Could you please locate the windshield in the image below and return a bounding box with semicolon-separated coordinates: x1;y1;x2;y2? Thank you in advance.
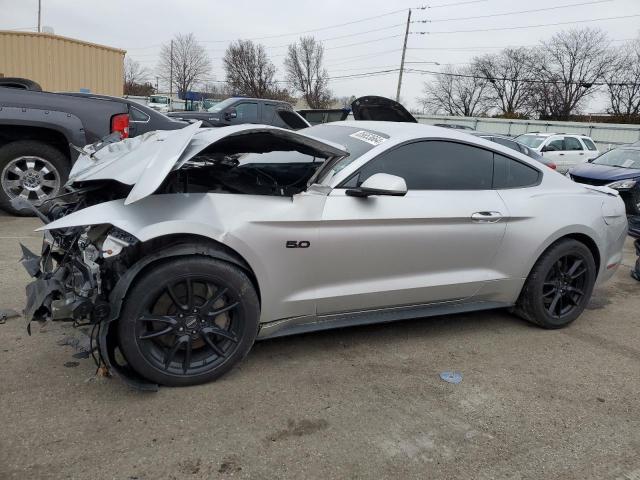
207;98;237;113
149;96;169;104
592;148;640;169
307;124;388;184
516;135;546;149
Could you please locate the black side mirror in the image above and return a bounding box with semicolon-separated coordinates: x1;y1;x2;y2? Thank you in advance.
345;173;407;197
224;109;238;121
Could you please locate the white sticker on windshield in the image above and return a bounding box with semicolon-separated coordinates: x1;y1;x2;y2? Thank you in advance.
349;130;387;146
623;159;635;168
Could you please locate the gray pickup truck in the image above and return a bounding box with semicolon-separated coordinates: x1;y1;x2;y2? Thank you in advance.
0;81;186;215
168;97;310;130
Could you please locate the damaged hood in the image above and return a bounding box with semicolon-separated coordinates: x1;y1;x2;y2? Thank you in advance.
351;96;418;123
67;122;348;205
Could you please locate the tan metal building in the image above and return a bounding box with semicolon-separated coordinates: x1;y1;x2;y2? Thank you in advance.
0;31;125;96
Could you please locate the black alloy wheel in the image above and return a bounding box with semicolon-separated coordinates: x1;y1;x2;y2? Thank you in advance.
118;257;259;386
542;255;588;319
515;239;596;329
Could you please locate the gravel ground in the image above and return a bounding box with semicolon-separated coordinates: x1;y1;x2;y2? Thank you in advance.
1;212;639;480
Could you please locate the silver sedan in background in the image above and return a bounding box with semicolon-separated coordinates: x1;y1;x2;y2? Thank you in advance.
22;121;627;388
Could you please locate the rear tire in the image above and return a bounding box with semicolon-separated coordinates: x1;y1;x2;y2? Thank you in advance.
0;140;69;216
514;239;596;329
117;256;260;387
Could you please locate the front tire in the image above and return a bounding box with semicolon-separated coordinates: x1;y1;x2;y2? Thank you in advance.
515;239;596;329
117;257;260;387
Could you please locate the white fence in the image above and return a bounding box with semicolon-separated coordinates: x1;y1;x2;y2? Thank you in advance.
414;115;640;151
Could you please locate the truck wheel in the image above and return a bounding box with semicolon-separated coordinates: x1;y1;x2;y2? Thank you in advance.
514;239;596;329
117;256;260;387
0;140;69;216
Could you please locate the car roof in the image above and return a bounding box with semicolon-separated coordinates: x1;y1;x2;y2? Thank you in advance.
520;132;592;138
229;96;292;105
327;121;538;159
331;120;474;138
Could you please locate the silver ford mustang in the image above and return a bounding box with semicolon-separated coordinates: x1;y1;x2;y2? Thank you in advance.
21;120;627;389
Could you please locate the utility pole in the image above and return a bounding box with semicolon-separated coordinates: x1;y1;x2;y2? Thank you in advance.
155;76;159;93
37;0;42;33
396;9;411;102
169;39;174;97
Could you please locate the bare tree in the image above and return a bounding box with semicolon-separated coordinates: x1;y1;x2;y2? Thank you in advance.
337;95;357;108
200;81;232;100
158;33;211;98
284;36;332;108
533;28;614;120
123;57;150;95
223;40;279;98
419;65;490;116
605;38;640;118
473;48;536;117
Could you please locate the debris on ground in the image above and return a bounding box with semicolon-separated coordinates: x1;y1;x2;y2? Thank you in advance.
440;371;463;384
0;308;20;324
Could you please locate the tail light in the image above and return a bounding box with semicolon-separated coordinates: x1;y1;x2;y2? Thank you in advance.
547;162;557;170
111;113;130;139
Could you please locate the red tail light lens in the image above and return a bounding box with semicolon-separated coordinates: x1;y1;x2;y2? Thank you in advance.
111;113;130;139
547;162;557;170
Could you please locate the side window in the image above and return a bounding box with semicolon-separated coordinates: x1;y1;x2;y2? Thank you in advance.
278;110;308;130
564;137;583;150
493;153;540;189
234;102;258;122
582;138;598;151
130;107;150;122
262;104;277;124
347;141;493;190
545;138;565;151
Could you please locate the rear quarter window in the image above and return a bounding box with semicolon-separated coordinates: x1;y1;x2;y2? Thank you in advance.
582;138;598;151
130;107;150;122
493;153;540;189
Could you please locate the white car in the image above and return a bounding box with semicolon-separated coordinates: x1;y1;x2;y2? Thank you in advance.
20;121;627;388
515;133;599;173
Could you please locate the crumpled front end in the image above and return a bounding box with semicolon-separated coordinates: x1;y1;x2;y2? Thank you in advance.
21;224;127;326
19;199;158;389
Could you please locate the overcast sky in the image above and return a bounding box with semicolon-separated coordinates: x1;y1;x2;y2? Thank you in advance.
2;0;639;111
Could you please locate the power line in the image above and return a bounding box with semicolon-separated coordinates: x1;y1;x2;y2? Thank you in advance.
324;49;403;66
412;13;640;35
416;0;612;23
425;0;488;8
405;68;639;86
127;7;411;50
323;34;403;50
264;23;404;48
406;38;635;51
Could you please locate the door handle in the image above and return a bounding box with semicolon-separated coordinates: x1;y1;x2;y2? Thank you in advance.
579;152;584;155
471;211;503;223
559;153;565;156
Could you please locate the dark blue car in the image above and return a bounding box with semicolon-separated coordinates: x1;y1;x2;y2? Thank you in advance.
568;143;640;214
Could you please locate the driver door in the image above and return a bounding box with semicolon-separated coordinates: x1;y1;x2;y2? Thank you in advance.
315;140;508;315
227;101;259;125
